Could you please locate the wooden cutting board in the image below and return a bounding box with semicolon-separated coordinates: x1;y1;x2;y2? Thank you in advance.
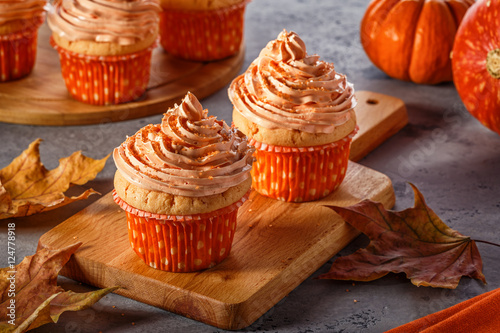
0;23;245;126
38;94;407;330
39;163;394;330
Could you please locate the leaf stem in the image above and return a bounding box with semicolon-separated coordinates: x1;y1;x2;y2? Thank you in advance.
474;239;500;248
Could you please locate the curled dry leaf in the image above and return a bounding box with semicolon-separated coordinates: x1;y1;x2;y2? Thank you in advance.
0;243;118;332
0;139;109;219
319;183;486;289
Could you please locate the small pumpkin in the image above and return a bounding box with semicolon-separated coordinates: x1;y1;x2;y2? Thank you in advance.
360;0;475;84
452;0;500;135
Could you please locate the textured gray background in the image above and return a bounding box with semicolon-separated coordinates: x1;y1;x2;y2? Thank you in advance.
1;0;500;332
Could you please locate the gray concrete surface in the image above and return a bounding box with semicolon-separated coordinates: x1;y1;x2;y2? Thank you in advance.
1;0;499;332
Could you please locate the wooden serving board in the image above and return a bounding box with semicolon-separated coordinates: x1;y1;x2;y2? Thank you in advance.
39;163;394;330
349;90;407;162
0;23;245;126
0;23;408;129
38;94;407;330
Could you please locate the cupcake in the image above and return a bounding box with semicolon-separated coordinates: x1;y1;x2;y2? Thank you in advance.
159;0;249;61
47;0;161;105
113;92;254;272
228;30;357;202
0;0;46;82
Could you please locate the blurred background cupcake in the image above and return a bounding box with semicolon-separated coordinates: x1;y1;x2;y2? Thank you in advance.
159;0;250;61
228;30;357;202
113;92;254;272
47;0;160;105
0;0;46;82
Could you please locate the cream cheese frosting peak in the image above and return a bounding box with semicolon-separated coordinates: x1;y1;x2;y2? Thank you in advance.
259;30;307;62
170;91;205;122
47;0;161;45
229;29;357;134
113;93;254;197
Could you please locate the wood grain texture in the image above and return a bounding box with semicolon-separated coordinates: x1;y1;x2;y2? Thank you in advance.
38;162;394;330
350;91;408;162
37;98;407;329
0;23;245;126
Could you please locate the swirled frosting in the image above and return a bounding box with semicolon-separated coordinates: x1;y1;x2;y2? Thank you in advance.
0;0;46;25
229;30;357;134
47;0;161;45
113;92;255;197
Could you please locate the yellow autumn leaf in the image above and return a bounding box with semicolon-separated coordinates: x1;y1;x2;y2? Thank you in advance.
0;139;109;219
0;243;118;332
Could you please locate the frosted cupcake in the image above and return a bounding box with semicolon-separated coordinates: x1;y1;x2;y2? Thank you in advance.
113;92;254;272
159;0;249;61
47;0;160;105
228;30;357;202
0;0;46;82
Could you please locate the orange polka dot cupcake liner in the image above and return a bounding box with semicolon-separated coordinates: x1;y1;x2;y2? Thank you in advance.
113;190;249;273
50;38;155;105
159;1;249;61
0;17;44;82
249;129;357;202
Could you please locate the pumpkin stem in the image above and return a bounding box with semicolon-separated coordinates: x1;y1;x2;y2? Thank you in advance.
486;49;500;79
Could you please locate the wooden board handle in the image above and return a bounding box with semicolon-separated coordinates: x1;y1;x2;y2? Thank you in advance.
350;90;408;162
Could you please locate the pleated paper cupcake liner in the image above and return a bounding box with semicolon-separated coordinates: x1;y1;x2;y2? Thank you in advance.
0;17;44;82
249;129;357;202
113;190;249;272
159;1;249;61
51;38;155;105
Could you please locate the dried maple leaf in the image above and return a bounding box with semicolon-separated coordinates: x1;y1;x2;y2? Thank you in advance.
319;183;486;289
0;243;118;332
0;139;109;219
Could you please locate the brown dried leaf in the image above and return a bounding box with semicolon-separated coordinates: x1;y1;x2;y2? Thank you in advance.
0;139;109;219
319;184;486;289
0;243;118;332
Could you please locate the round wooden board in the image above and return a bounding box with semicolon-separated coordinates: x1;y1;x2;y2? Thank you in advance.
0;23;245;126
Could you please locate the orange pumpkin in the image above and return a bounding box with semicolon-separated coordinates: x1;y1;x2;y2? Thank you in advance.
360;0;475;84
452;0;500;135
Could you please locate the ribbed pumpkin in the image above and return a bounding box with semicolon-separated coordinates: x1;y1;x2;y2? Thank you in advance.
452;0;500;135
360;0;475;84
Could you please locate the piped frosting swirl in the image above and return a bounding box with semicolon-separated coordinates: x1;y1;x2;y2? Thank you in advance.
0;0;46;25
47;0;161;45
229;30;357;134
113;92;255;197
